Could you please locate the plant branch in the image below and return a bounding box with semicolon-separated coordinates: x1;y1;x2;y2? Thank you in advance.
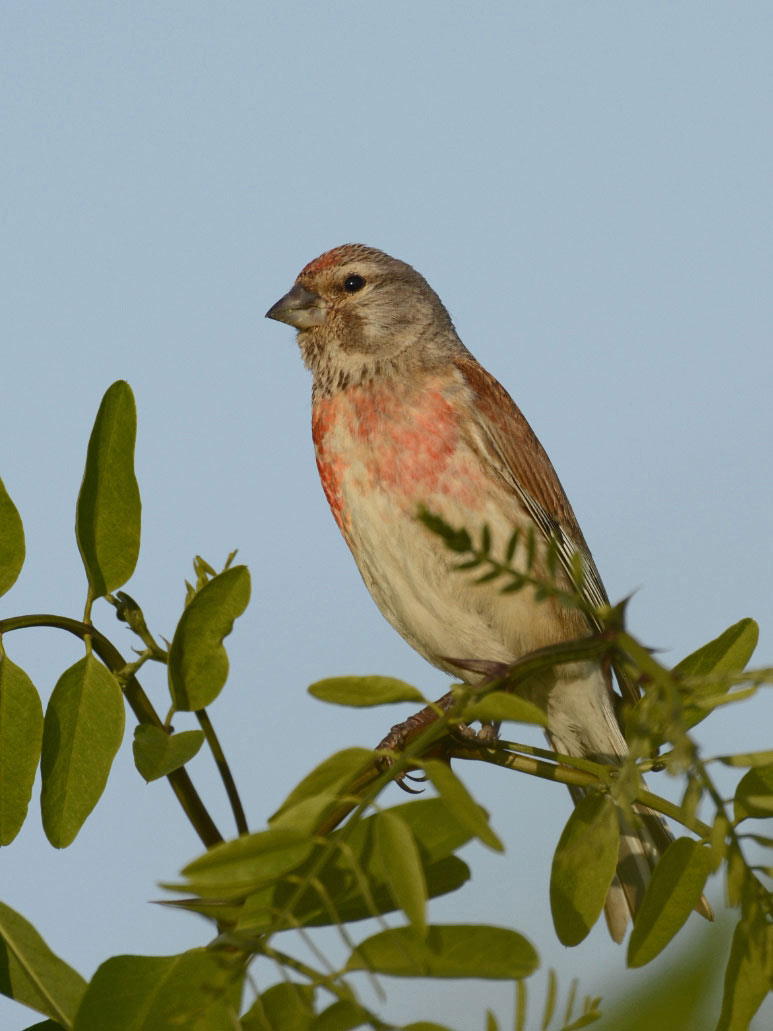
196;707;249;836
0;613;223;849
258;945;392;1031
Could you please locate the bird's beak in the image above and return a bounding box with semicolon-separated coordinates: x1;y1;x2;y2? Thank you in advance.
265;283;328;330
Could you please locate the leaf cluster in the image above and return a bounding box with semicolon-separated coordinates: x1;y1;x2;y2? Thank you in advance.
0;384;770;1029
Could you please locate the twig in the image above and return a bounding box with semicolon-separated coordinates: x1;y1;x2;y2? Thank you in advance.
197;708;249;836
0;614;223;849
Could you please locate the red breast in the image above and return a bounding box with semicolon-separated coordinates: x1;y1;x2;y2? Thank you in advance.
312;374;486;537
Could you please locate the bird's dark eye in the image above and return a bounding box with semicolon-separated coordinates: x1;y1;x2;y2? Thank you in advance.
343;274;366;293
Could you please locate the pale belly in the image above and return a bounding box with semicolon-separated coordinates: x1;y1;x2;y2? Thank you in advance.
342;471;627;762
341;457;570;678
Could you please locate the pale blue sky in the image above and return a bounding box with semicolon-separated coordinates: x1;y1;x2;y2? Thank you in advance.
1;3;772;1028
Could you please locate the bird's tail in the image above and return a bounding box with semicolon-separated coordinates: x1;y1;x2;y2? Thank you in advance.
564;783;713;942
547;665;713;942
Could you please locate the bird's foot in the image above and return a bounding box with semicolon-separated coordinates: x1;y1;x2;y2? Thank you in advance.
376;691;458;793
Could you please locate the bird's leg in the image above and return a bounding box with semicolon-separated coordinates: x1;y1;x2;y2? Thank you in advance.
452;719;501;744
376;663;507;792
375;690;458;792
376;689;456;754
440;656;510;745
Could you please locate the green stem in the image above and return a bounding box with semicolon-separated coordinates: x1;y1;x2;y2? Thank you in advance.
453;743;713;837
695;758;773;917
453;744;609;790
259;945;391;1031
196;708;249;836
0;614;223;849
636;787;711;838
82;584;94;627
494;737;616;778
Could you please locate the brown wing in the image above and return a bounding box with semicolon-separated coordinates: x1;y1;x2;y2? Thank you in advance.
452;352;640;707
452;354;591;548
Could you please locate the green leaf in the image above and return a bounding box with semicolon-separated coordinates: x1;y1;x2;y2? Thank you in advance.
270;748;374;828
40;654;125;847
672;618;759;678
157;896;246;928
516;979;526;1031
374;810;427;936
0;656;44;844
310;1000;372;1031
463;690;548;727
417;509;472;554
716;912;773;1031
541;968;557;1030
401;1024;455;1031
168;565;250;710
709;812;729;872
132;725;204;782
236;799;472;935
627;838;712;967
454;557;482;571
308;675;425;706
254;856;470;935
346;924;537;979
733;764;773;822
716;749;773;767
21;1022;65;1030
684;686;757;719
740;833;773;848
401;1024;454;1031
73;950;242;1031
474;568;503;585
242;982;315;1031
562;1016;602;1031
0;476;25;598
725;845;746;908
550;793;619;947
673;618;758;730
390;797;475;863
75;380;141;598
323;799;472;923
0;900;87;1025
267;790;344;838
423;760;503;851
505;529;520;563
178;827;313;900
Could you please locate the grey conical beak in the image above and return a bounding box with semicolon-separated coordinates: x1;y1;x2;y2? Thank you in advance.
265;282;328;330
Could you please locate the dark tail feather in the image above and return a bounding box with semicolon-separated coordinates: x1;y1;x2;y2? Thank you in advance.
567;785;713;943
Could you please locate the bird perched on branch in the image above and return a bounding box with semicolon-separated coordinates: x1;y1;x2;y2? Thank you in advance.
266;243;711;942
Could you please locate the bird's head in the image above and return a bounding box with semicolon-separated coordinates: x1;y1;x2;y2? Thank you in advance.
266;244;461;393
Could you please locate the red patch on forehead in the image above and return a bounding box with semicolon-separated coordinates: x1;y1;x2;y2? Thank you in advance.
301;246;348;276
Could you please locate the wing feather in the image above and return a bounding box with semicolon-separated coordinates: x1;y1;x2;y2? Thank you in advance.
451;352;639;706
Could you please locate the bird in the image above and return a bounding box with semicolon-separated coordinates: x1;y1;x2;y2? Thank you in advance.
265;243;711;942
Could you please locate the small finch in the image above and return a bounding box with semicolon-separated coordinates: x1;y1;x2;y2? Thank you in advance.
266;244;710;941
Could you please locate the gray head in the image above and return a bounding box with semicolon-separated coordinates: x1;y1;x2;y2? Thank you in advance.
265;244;463;393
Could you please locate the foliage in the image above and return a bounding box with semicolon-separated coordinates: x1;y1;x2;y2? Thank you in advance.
0;382;771;1029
